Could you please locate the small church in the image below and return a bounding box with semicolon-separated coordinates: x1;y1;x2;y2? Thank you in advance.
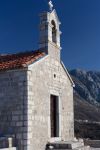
0;1;90;150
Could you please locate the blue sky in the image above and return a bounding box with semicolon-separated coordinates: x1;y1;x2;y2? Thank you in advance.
0;0;100;71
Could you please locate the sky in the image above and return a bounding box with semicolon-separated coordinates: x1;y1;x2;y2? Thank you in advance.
0;0;100;71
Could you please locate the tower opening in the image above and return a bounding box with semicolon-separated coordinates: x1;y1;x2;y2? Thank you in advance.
51;20;57;44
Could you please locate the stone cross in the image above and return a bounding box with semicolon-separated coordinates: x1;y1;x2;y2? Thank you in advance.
48;0;53;12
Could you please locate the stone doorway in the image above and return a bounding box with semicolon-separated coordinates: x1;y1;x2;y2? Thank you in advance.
50;95;59;137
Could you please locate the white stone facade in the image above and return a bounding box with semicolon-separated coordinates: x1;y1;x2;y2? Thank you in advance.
26;55;74;150
0;55;74;150
0;6;74;150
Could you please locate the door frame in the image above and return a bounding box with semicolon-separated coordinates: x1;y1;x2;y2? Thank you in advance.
48;92;61;142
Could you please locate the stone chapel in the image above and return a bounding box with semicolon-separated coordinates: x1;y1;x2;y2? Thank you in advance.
0;1;90;150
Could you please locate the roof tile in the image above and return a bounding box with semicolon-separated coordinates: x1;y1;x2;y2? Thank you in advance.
0;50;46;71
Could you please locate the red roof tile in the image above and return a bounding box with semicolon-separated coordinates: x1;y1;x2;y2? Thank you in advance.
0;50;46;71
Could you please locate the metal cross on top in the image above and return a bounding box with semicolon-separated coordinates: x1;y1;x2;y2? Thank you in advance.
48;0;53;12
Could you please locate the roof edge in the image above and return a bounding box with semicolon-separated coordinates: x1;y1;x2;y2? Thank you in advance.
61;61;75;87
28;54;48;67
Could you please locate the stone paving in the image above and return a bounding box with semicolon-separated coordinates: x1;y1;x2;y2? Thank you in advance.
91;148;100;150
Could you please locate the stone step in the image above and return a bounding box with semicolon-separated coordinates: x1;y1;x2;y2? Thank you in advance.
47;146;91;150
46;141;85;150
73;146;91;150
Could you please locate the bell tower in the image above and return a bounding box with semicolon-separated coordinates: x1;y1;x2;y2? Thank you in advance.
39;0;62;61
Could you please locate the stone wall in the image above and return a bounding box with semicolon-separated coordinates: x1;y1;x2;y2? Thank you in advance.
0;69;28;150
27;55;74;150
0;55;74;150
84;140;100;148
0;148;16;150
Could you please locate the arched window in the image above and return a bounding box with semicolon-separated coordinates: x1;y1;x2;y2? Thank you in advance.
51;20;57;44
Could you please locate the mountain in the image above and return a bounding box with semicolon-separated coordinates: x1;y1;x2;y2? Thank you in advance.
74;92;100;122
69;69;100;139
70;69;100;105
70;69;100;121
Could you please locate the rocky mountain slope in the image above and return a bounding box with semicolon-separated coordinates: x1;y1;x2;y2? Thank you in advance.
70;69;100;121
69;69;100;139
74;92;100;122
70;69;100;105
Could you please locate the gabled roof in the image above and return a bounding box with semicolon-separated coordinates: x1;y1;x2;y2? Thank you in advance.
0;49;75;87
0;50;46;71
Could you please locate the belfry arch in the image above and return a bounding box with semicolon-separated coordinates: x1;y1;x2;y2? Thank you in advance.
51;20;57;44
